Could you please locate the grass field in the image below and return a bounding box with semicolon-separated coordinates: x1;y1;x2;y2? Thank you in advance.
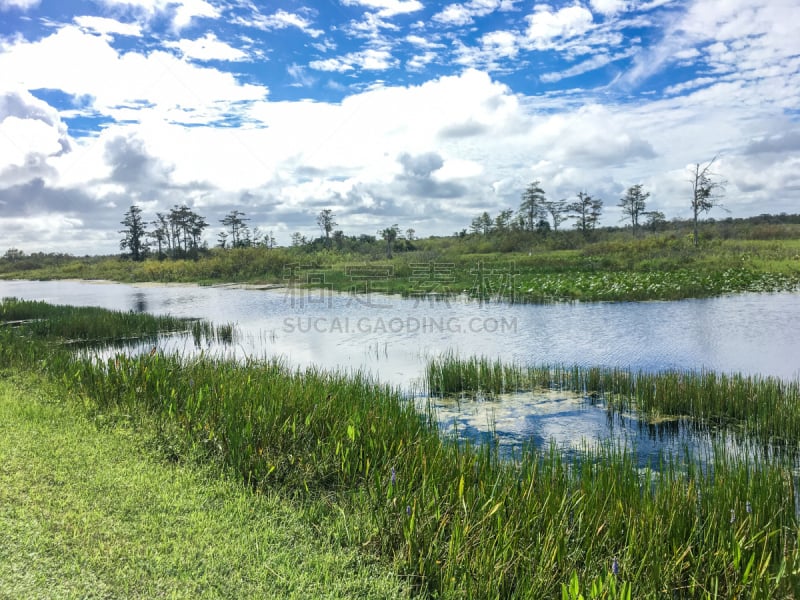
0;373;409;599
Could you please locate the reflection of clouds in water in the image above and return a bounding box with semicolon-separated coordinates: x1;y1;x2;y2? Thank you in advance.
3;280;800;383
422;389;771;469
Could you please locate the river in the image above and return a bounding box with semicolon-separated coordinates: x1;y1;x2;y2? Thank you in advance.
3;279;799;461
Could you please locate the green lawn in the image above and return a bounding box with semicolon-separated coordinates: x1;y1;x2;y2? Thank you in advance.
0;374;409;599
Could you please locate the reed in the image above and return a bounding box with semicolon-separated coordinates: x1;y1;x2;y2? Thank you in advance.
427;353;800;446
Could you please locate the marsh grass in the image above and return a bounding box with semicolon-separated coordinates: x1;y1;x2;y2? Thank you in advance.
2;302;799;597
427;354;800;446
4;236;800;303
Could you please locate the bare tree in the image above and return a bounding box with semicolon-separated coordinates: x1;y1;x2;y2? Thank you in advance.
690;158;726;246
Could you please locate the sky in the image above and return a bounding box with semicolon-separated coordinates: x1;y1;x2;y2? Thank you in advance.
0;0;799;254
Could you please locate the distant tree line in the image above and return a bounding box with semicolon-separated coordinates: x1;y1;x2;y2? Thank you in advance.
119;204;277;261
465;159;725;246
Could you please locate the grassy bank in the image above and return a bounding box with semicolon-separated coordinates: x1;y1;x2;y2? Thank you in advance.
3;234;800;303
0;374;409;599
2;298;799;598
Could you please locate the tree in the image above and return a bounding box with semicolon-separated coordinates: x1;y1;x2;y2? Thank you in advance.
405;228;415;241
332;229;345;250
380;224;399;258
167;204;207;256
494;209;515;232
291;232;306;247
519;180;546;232
619;184;650;236
148;213;170;258
317;209;337;247
644;210;667;233
3;248;25;262
543;199;569;232
568;192;603;235
690;158;726;246
120;204;148;261
220;210;250;248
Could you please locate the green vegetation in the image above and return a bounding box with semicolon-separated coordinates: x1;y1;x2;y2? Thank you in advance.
4;215;800;303
2;299;800;598
0;375;409;599
427;354;800;445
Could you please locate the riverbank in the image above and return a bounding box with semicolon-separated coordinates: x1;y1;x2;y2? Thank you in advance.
0;373;409;599
3;236;800;303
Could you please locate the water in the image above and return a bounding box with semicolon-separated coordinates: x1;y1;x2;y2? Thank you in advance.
3;279;800;459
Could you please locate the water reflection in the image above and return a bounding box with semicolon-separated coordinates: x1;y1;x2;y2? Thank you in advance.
132;292;148;313
6;278;799;474
422;390;799;470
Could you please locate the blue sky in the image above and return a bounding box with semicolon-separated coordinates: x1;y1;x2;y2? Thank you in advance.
1;0;799;253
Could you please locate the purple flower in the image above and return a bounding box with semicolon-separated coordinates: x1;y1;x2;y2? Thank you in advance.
612;557;619;576
391;467;396;486
746;501;752;514
406;505;411;516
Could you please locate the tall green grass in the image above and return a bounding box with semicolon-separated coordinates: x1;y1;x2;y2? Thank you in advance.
427;354;800;445
1;304;799;597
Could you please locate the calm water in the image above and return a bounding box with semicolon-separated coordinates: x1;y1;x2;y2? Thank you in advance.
3;279;799;459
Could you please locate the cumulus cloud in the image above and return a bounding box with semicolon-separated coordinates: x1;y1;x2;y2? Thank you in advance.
525;4;594;49
0;26;267;124
0;88;72;188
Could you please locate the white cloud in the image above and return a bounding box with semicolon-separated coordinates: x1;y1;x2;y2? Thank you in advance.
165;33;249;61
540;47;637;82
525;4;594;49
341;0;424;18
310;49;397;72
0;26;267;124
236;9;324;38
433;0;511;26
172;0;218;31
454;30;520;70
74;15;143;37
589;0;629;16
407;51;437;71
96;0;219;31
405;34;445;49
0;0;40;10
663;76;715;96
